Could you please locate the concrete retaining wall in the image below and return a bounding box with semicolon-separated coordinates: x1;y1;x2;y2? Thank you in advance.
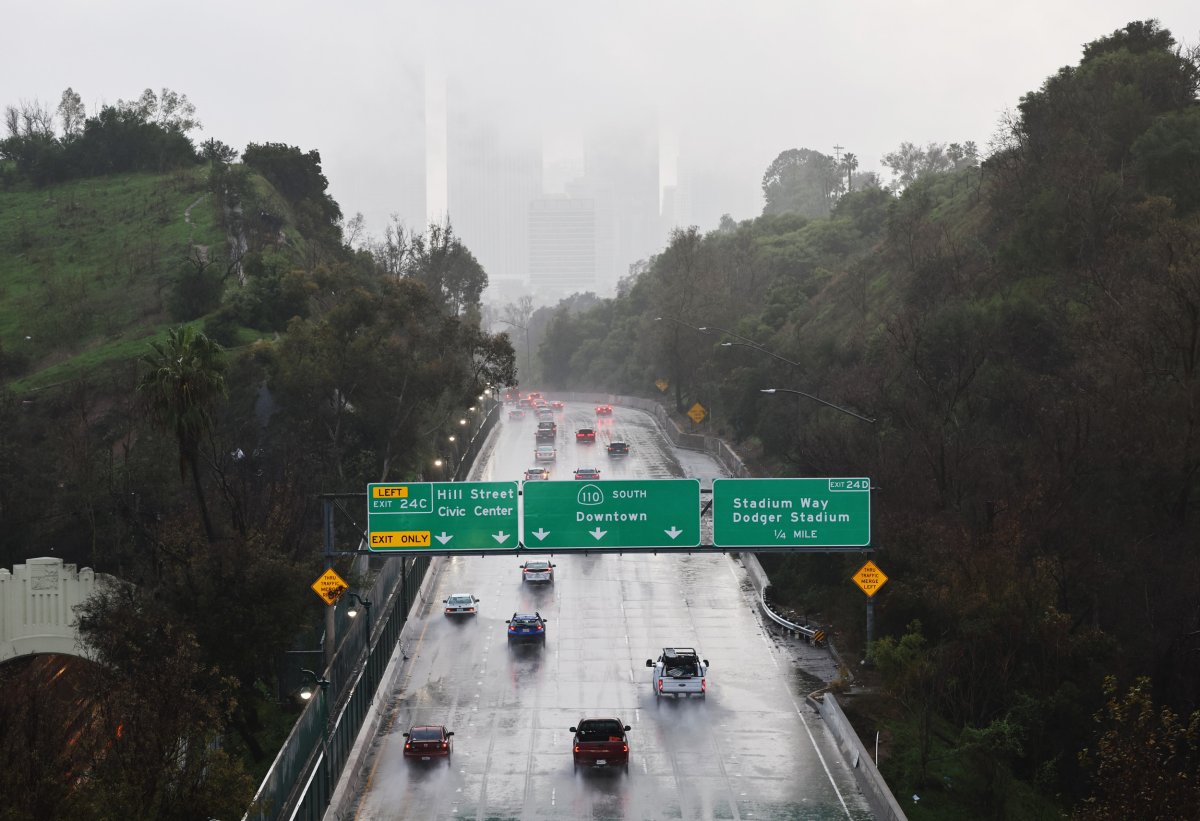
819;694;908;821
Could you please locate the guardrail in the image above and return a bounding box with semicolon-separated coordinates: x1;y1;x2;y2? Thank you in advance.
244;404;501;820
758;589;824;645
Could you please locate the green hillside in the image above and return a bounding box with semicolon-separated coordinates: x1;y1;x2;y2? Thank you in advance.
0;100;514;818
0;168;225;387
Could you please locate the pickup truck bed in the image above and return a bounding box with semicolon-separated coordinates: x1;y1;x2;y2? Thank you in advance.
571;718;630;771
647;647;709;697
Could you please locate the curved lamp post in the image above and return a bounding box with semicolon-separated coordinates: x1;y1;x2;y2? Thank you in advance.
759;387;875;424
720;340;804;371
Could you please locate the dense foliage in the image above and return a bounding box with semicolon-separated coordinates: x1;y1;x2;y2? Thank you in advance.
1;88;202;186
0;88;515;818
528;20;1200;817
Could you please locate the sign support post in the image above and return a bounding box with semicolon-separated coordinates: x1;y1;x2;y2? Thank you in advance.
322;498;336;669
852;559;888;663
866;598;875;660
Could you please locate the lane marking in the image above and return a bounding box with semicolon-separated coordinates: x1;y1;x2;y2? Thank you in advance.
353;616;432;820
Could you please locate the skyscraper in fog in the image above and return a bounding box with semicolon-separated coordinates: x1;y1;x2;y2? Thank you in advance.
424;69;668;303
444;80;542;292
580;121;660;293
528;194;597;296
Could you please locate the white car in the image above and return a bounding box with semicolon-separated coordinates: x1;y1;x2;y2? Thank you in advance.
534;445;557;462
443;593;479;615
520;560;555;583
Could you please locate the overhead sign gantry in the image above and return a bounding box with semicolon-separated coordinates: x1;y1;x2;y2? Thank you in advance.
365;477;870;555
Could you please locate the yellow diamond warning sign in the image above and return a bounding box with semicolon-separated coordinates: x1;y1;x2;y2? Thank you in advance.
311;568;349;606
687;402;707;424
852;560;888;597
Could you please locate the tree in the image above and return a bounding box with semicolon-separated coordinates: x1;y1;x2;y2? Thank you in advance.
200;138;238;167
762;148;843;217
74;582;254;819
841;152;859;193
242;142;342;242
881;141;955;189
1077;676;1200;819
117;87;201;134
407;221;488;315
137;326;227;543
57;87;85;141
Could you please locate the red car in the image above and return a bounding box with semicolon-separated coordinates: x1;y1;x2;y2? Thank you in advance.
576;428;596;443
571;718;631;772
551;400;565;410
403;725;454;761
574;467;602;480
595;405;613;416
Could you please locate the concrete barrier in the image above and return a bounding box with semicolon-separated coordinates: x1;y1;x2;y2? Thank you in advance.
819;694;908;821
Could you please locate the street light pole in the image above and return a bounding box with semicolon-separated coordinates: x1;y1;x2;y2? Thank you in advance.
759;387;876;424
697;324;767;349
721;340;805;371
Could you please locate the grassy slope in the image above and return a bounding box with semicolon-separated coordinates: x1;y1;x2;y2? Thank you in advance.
0;166;227;391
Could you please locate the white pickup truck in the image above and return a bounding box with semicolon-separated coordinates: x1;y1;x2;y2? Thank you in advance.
646;647;709;697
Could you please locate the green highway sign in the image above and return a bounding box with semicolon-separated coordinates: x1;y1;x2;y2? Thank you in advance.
522;479;700;549
712;477;871;548
367;481;519;552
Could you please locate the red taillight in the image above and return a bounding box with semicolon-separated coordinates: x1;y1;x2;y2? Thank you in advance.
509;626;517;632
442;742;449;749
702;678;707;693
657;680;664;692
466;608;475;612
622;744;628;753
574;745;580;753
404;743;410;750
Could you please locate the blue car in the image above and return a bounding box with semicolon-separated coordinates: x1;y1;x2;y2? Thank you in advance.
506;612;546;643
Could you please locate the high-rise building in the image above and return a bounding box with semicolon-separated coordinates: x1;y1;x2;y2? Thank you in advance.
528;194;597;296
581;122;660;292
445;82;542;291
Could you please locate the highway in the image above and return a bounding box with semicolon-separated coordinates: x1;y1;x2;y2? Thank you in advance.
342;400;873;820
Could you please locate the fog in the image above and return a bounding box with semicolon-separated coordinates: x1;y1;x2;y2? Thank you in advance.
4;0;1198;299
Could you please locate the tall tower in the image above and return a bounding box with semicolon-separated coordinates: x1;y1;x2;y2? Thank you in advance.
424;65;448;227
445;80;542;290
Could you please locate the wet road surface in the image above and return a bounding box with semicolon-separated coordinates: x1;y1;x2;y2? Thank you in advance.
344;401;873;820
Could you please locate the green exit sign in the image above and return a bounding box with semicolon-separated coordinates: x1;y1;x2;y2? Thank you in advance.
712;478;871;548
367;481;519;552
522;479;700;549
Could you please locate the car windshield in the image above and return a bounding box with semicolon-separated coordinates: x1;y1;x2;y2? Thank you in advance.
525;561;549;570
512;614;540;625
410;727;442;741
447;595;473;605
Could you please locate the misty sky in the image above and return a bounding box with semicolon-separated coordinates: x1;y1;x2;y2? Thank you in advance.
4;1;1199;243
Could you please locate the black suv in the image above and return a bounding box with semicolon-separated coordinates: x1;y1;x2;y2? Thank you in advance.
607;440;629;456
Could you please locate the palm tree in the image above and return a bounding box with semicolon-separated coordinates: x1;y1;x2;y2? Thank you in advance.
138;325;227;543
842;152;859;193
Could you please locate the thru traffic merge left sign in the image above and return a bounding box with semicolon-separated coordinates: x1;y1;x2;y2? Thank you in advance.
311;568;348;605
852;560;888;597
